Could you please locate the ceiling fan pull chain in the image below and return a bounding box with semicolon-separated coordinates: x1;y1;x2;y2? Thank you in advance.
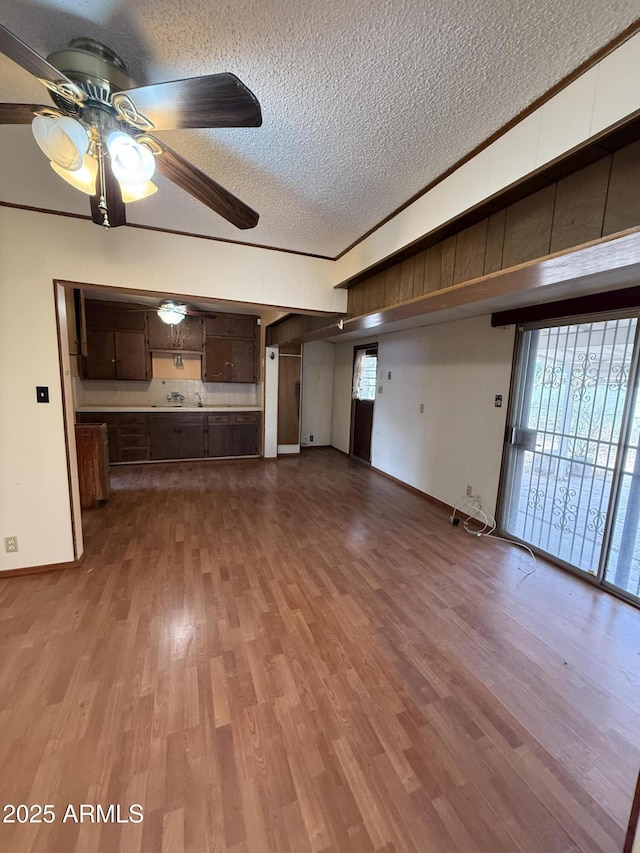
96;139;110;229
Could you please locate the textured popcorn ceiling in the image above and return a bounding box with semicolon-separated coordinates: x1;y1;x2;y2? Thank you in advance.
0;0;638;257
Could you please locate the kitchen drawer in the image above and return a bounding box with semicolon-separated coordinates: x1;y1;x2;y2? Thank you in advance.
119;431;148;448
117;413;149;425
234;412;258;423
120;447;149;462
207;413;231;424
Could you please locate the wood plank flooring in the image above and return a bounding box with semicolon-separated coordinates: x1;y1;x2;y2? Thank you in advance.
1;448;639;852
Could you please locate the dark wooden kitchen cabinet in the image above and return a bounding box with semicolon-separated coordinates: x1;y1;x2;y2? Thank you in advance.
77;410;260;462
149;414;206;460
84;329;149;380
85;299;145;331
83;299;151;381
233;413;260;455
203;313;258;384
77;412;149;462
147;312;203;352
117;414;149;462
205;315;256;338
203;336;256;383
85;327;117;379
207;414;235;457
206;412;259;457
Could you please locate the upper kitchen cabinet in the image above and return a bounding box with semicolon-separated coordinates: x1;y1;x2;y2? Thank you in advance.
203;313;259;384
147;312;203;352
205;315;257;338
83;300;151;381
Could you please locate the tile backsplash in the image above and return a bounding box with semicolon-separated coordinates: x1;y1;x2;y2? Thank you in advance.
74;377;261;408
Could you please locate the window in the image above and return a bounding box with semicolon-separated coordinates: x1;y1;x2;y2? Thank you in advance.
352;349;377;401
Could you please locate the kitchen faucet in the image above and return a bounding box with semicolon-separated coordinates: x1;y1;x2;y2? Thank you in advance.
166;391;185;405
195;392;203;408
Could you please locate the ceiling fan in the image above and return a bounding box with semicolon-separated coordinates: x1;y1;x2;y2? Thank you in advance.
0;25;261;229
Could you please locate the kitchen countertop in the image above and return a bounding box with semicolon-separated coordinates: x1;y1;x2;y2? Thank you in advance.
76;406;262;413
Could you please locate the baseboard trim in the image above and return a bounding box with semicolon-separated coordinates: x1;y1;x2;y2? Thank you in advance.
329;446;350;459
0;554;85;579
370;466;476;521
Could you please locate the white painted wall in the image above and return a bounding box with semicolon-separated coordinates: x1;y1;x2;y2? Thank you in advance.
0;244;75;570
331;317;515;515
301;341;335;446
264;346;279;458
333;32;640;284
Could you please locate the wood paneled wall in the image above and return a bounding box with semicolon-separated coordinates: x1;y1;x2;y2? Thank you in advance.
267;314;341;347
266;137;640;347
346;140;640;317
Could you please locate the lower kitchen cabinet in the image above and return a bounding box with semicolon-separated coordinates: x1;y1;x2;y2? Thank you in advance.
77;411;260;462
149;414;206;460
207;412;259;457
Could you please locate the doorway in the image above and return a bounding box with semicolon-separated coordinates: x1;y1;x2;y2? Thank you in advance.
350;344;378;464
500;315;640;602
277;345;302;454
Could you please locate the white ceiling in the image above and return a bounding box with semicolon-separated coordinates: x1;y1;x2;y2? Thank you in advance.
1;0;638;257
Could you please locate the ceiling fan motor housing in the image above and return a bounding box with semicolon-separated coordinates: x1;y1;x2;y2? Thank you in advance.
46;38;135;113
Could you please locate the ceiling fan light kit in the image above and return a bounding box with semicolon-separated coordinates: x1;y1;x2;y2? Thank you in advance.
0;24;262;230
106;131;155;184
31;113;88;170
50;152;98;194
118;180;158;204
157;301;188;325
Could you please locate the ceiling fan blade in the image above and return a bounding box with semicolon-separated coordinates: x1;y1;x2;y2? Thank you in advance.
0;103;58;124
115;74;262;131
154;143;259;229
0;25;82;102
90;161;126;228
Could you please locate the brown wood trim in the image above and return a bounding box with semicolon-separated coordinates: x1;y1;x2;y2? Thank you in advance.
334;19;640;262
371;465;478;522
624;771;640;853
292;227;640;344
492;286;640;327
327;446;350;459
53;282;79;561
0;201;333;261
0;555;85;580
56;280;338;319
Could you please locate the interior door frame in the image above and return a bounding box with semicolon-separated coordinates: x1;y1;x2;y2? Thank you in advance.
349;342;378;464
497;311;640;607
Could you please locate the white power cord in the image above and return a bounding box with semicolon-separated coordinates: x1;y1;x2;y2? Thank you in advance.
450;494;536;577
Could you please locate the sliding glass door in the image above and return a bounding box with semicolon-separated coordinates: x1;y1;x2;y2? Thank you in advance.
500;316;640;599
604;383;640;597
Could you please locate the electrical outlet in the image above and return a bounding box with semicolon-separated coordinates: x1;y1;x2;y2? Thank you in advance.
466;485;473;496
5;536;18;553
419;403;424;414
309;434;314;442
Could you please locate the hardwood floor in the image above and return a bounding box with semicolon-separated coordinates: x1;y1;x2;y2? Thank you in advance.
1;448;639;852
